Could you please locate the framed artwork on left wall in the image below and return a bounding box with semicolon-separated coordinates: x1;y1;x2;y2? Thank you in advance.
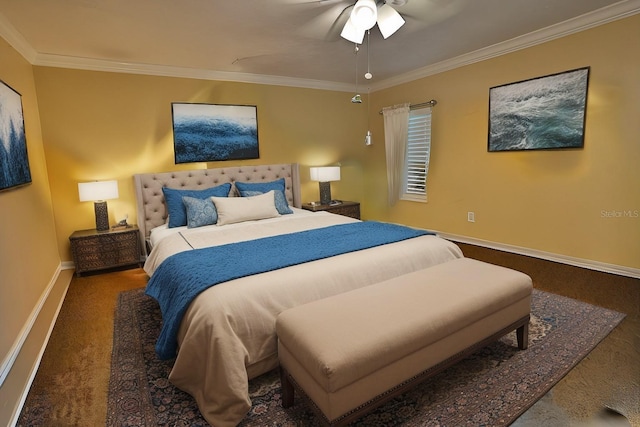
171;103;260;163
0;79;31;192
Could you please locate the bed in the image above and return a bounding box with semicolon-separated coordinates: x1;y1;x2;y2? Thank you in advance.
134;163;464;427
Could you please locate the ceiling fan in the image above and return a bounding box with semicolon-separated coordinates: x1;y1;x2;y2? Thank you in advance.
340;0;406;43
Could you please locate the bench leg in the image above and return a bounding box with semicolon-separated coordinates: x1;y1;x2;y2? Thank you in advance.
280;366;295;408
516;321;529;350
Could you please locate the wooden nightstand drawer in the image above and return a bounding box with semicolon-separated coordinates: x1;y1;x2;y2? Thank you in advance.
70;226;141;276
301;201;360;220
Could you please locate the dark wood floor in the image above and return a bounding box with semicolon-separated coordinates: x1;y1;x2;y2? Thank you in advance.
459;243;639;426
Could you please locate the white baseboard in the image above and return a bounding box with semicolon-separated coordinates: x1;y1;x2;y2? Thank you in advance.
436;232;640;280
6;265;71;427
0;265;62;387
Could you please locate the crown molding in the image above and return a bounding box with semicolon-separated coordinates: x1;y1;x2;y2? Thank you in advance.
31;53;356;92
0;11;353;92
1;1;639;92
371;0;640;91
0;11;37;62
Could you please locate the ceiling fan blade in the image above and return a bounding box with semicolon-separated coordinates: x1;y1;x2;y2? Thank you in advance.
326;3;355;40
277;0;344;5
392;0;465;28
299;2;354;41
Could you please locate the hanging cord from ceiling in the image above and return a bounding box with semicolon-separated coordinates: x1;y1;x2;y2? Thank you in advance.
355;30;372;145
365;87;372;146
365;29;372;80
351;43;362;103
364;29;372;145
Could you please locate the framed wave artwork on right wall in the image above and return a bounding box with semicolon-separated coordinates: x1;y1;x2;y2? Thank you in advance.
488;67;590;152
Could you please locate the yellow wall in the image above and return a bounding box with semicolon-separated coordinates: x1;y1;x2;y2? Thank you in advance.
364;15;640;270
0;38;63;425
32;69;368;262
30;14;640;271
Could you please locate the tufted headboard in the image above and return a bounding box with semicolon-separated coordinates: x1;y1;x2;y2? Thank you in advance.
133;163;301;256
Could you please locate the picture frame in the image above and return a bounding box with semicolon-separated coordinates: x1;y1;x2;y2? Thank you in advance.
171;103;259;163
0;79;31;192
488;67;590;152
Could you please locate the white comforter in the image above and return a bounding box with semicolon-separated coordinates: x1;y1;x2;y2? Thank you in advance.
144;210;463;427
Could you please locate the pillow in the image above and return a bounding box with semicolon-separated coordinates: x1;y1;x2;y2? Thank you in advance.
212;191;280;226
235;178;285;194
241;190;293;215
235;178;292;215
182;196;218;228
162;183;232;228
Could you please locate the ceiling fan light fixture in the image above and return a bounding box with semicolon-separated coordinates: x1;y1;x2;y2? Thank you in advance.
340;17;365;44
377;3;405;39
351;0;377;31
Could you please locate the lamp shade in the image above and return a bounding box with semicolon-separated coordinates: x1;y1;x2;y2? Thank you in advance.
78;180;119;202
340;17;366;44
377;4;405;39
310;166;341;182
351;0;377;31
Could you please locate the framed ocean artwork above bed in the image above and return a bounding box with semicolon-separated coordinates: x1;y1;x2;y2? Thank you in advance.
488;67;590;152
171;103;259;163
0;79;31;192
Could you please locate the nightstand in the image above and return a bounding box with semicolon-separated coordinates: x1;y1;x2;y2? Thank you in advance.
301;201;360;220
69;226;142;276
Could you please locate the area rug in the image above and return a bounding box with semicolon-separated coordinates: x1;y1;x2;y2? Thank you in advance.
107;288;624;427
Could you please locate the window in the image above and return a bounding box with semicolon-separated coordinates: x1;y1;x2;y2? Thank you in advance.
401;107;431;202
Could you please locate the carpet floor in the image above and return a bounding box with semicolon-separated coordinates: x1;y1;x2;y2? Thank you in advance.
105;288;624;426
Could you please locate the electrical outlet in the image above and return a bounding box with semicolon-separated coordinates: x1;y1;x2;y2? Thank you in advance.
467;212;475;222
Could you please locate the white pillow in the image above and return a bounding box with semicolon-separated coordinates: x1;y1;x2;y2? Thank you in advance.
211;191;280;226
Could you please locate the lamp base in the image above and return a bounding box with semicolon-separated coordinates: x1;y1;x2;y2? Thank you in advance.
94;201;110;232
319;182;332;206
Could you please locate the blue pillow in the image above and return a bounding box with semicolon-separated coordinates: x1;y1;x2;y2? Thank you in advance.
235;178;285;195
182;196;218;228
235;178;292;215
162;183;232;228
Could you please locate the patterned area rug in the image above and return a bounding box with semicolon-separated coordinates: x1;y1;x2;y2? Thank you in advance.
106;288;624;427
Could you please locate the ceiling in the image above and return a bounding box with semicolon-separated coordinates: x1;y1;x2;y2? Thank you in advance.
0;0;638;91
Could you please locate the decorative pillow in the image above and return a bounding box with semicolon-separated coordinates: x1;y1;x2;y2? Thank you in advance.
235;178;292;215
241;190;293;215
162;183;232;228
212;191;280;226
182;196;218;228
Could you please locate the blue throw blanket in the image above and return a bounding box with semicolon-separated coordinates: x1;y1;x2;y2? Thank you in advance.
146;221;432;359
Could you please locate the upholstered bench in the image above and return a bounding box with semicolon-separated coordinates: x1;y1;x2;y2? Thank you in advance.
276;257;532;426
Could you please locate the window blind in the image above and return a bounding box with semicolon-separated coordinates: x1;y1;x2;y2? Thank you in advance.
402;108;431;201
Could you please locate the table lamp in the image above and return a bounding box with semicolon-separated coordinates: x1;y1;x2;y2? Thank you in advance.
310;166;340;205
78;180;119;231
